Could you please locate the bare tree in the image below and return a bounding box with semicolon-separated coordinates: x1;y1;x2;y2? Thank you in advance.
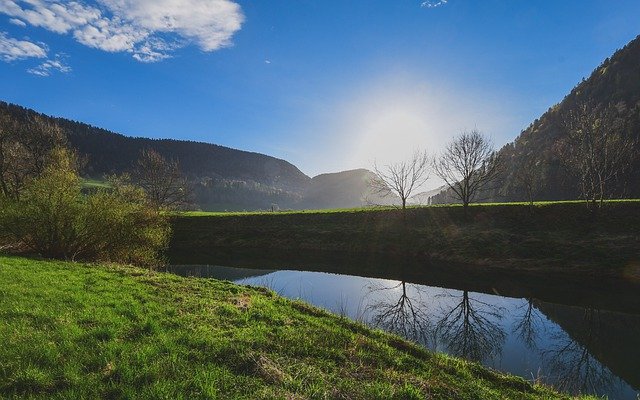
433;129;502;214
134;148;191;210
543;309;619;396
513;156;544;208
0;114;65;200
370;150;430;210
562;102;635;207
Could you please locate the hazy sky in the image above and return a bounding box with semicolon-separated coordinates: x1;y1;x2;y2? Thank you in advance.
1;0;639;182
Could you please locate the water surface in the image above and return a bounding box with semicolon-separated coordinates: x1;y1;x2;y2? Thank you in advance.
168;265;640;399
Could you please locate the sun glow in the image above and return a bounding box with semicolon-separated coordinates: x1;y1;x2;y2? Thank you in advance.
326;72;512;189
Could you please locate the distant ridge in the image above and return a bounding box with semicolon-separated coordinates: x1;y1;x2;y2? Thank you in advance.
301;169;390;209
0;101;310;192
0;101;383;210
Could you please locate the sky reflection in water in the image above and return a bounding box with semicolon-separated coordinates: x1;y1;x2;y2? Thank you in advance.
169;266;640;399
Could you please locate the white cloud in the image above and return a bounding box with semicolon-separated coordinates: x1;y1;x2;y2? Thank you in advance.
0;31;47;60
421;0;448;8
0;31;70;76
0;0;244;62
27;55;71;76
0;0;102;34
72;17;147;52
9;17;26;26
99;0;244;51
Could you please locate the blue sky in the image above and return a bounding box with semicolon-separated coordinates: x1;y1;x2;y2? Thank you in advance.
1;0;639;182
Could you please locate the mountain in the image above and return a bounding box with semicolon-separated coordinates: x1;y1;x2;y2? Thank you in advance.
409;186;446;206
0;101;384;210
431;35;640;204
0;102;311;191
299;169;390;210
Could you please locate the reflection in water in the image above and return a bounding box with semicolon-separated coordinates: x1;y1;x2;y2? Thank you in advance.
168;265;640;399
511;298;544;351
544;309;622;397
365;281;433;346
435;291;506;363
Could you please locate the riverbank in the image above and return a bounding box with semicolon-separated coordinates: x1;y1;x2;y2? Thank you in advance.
169;201;640;280
0;256;586;399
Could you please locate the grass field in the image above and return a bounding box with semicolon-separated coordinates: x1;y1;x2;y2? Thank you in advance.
169;201;640;280
80;178;111;190
178;199;640;217
0;256;587;399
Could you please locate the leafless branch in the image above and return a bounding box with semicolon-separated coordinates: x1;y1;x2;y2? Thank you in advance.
370;150;431;209
433;129;502;212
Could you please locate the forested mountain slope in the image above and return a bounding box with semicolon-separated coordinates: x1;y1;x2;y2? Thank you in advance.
0;101;310;192
431;35;640;204
0;101;382;210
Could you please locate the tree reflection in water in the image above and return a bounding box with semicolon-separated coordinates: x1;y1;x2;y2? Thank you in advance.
543;308;622;396
364;281;434;346
511;298;545;350
435;290;506;363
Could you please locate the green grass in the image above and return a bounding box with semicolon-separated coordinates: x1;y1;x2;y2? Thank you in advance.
178;199;640;217
0;255;588;399
80;178;111;190
169;201;640;280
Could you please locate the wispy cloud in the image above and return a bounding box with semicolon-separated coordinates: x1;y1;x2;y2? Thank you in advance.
0;31;47;61
28;55;71;76
0;0;244;63
0;31;70;76
421;0;448;8
9;17;26;26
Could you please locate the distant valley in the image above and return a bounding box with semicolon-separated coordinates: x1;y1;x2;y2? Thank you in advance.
0;101;382;211
2;35;640;210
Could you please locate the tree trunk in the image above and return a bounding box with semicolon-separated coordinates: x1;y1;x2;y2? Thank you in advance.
599;179;605;207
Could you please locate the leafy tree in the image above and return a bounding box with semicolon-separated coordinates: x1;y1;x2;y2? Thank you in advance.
0;148;169;266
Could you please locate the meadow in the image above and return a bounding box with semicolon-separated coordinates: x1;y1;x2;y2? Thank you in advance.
0;255;590;399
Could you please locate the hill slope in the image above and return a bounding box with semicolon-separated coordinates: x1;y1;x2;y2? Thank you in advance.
0;101;310;193
0;256;576;399
300;169;391;209
431;35;640;204
0;101;392;210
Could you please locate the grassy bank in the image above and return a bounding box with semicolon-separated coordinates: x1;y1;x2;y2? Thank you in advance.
170;201;640;279
0;256;584;399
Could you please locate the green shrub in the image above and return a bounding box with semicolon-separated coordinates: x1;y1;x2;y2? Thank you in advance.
0;148;169;266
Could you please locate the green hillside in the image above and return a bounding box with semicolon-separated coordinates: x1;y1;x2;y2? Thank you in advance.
0;256;582;399
432;35;640;204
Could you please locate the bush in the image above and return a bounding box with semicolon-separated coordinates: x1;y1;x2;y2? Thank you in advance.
0;148;169;266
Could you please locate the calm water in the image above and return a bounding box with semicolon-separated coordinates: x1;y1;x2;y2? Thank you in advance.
169;265;640;399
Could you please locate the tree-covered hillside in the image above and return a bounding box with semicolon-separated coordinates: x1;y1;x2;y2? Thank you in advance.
432;35;640;204
0;101;382;210
0;101;310;192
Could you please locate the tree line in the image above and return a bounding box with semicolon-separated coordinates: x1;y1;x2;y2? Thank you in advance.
371;100;638;211
0;114;191;265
